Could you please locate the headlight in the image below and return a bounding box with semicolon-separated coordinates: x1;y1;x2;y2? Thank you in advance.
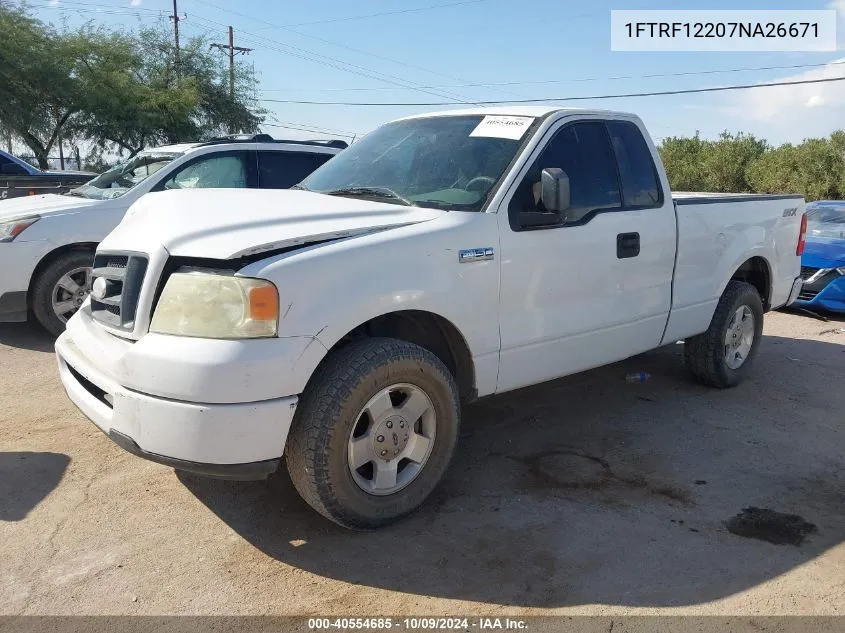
0;215;40;242
150;270;279;339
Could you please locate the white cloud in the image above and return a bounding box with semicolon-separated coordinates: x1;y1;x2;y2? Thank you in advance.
130;0;142;5
721;59;845;140
47;0;60;5
806;94;826;107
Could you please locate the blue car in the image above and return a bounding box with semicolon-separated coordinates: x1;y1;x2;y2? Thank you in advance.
795;201;845;312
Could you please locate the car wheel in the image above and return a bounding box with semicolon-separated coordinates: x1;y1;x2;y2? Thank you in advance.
286;337;460;530
32;251;94;337
684;280;764;388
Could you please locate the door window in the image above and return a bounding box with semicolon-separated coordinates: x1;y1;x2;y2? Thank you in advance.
161;153;249;190
509;121;621;227
606;121;662;208
258;151;333;189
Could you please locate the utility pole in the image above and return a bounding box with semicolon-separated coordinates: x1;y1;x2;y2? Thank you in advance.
211;27;252;100
170;0;181;80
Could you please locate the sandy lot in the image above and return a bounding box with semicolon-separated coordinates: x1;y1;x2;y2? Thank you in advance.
1;310;844;616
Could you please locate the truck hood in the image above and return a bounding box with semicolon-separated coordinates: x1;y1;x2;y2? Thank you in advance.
0;193;102;221
104;189;446;259
802;237;845;269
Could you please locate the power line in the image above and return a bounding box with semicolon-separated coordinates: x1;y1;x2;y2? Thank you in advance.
256;75;845;106
185;13;475;104
186;2;479;103
26;0;166;15
270;0;490;28
264;122;358;139
258;59;845;93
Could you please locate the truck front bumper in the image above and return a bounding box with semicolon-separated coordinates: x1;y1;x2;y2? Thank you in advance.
54;313;315;480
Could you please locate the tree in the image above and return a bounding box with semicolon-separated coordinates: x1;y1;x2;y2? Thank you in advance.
0;5;80;168
699;131;767;193
747;135;845;201
658;134;707;192
659;131;767;193
0;6;264;165
76;26;263;155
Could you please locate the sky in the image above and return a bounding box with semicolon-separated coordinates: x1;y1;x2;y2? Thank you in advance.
20;0;845;146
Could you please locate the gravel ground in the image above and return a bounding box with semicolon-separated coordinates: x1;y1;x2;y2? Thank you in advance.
1;310;844;616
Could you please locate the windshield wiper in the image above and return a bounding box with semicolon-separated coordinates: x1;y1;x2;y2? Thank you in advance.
322;186;415;207
63;189;87;198
290;184;310;191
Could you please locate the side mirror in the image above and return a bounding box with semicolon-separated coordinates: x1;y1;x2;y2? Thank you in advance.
540;168;570;213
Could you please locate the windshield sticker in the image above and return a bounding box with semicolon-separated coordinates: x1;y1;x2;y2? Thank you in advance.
469;116;535;140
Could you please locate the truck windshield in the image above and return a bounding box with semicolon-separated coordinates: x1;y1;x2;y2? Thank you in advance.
807;203;845;239
299;115;531;211
68;152;181;200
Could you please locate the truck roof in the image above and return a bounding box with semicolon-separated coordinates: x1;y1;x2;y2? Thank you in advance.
396;105;638;121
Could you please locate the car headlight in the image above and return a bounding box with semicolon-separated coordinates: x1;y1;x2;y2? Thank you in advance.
150;270;279;338
0;215;40;242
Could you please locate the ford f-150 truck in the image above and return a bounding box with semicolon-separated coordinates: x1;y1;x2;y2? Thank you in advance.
55;107;807;529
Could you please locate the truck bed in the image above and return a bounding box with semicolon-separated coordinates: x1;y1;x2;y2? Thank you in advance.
660;190;805;345
673;192;804;205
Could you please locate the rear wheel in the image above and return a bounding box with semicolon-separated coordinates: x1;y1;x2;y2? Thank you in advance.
286;337;460;529
31;251;94;337
684;280;764;388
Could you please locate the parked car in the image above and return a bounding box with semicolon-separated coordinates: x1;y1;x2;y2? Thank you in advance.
0;149;95;200
56;107;806;529
795;200;845;312
0;134;346;334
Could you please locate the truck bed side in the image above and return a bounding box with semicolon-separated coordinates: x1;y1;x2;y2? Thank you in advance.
662;193;804;343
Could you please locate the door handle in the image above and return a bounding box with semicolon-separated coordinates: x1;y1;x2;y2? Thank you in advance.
616;232;640;259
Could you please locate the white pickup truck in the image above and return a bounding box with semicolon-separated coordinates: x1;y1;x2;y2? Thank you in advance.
56;107;807;529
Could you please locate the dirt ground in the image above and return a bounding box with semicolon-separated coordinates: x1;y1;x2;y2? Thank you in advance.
1;310;844;616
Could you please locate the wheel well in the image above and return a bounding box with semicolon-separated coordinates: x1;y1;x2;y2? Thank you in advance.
330;310;476;403
731;256;771;310
27;243;97;307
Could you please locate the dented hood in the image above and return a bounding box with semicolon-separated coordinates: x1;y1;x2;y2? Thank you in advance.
100;189;445;259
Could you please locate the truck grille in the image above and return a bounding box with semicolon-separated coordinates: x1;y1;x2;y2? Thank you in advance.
90;252;148;330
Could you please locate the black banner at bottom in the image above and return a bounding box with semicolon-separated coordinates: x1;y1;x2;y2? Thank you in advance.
1;617;844;633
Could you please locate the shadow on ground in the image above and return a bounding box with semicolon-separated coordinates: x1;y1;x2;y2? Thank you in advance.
171;333;844;607
0;322;55;353
0;452;71;521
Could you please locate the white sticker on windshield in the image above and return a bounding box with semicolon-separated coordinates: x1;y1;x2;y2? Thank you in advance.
469;115;534;140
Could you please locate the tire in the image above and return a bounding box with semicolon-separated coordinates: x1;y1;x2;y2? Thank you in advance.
31;250;94;337
286;337;460;530
684;280;764;388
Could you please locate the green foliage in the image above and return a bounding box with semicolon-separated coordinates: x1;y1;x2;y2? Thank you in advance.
0;5;264;165
660;130;845;202
659;131;767;193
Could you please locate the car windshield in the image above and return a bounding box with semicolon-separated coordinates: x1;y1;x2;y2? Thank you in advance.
807;203;845;239
69;152;181;200
299;115;533;211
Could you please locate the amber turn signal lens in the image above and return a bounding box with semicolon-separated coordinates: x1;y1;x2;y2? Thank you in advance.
249;285;279;321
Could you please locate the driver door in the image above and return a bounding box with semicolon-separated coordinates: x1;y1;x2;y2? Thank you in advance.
495;117;675;393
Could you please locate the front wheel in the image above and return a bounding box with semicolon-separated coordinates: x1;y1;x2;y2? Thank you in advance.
684;280;764;388
31;251;94;337
285;338;460;529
